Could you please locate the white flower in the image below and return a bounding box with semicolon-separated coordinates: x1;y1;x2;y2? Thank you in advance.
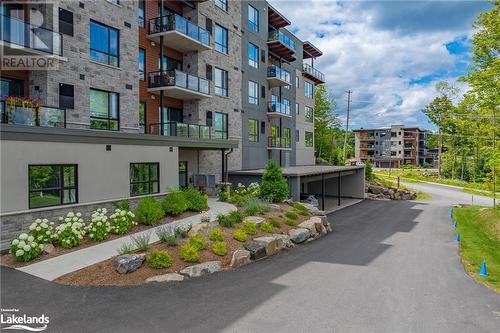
72;216;78;222
19;233;28;240
76;212;82;217
35;218;42;223
41;223;48;228
29;224;36;231
15;249;24;257
36;227;41;232
90;234;94;238
59;216;63;221
64;218;70;223
23;245;31;251
38;235;43;240
120;210;126;216
68;212;75;218
18;240;26;247
42;218;48;223
12;239;19;245
46;231;51;235
27;236;34;242
39;244;44;250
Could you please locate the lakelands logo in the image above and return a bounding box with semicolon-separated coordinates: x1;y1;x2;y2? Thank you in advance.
1;309;49;331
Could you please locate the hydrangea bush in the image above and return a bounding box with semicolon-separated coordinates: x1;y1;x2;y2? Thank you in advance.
10;233;42;262
54;212;86;249
110;208;136;235
86;208;111;241
28;218;55;244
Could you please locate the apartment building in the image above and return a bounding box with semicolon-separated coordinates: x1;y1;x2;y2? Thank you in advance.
0;0;329;249
354;125;429;168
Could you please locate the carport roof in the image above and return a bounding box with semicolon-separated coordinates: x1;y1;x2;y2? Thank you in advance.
230;165;364;177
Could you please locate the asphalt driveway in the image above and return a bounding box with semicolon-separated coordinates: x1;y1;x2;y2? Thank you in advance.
1;183;499;332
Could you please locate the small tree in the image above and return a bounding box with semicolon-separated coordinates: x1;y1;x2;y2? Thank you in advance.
260;160;289;203
365;161;374;182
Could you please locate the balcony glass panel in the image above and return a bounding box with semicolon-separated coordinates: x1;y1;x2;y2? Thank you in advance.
268;101;291;116
148;70;210;95
268;30;295;51
1;101;65;127
149;121;217;140
149;14;210;47
302;63;325;82
267;66;291;83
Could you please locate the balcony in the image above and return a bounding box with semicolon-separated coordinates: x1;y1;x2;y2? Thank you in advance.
148;70;211;100
268;136;291;150
359;136;375;141
267;66;291;88
267;30;296;62
267;101;291;118
302;63;325;85
360;144;375;149
149;121;218;140
1;15;63;57
147;14;211;53
1;101;65;128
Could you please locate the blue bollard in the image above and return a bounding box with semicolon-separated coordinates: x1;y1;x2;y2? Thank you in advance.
449;208;453;219
454;233;460;243
453;220;458;229
479;260;488;277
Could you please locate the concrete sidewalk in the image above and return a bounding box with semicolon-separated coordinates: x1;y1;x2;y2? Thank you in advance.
18;198;236;281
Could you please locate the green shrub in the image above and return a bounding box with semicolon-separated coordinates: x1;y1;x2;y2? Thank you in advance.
268;218;280;228
296;209;309;216
188;235;205;250
146;250;173;269
28;218;55;244
365;161;374;182
86;208;111;242
183;187;208;212
218;214;235;228
259;160;289;203
54;212;86;249
233;229;247;242
212;241;228;256
242;198;270;216
229;210;243;224
259;221;273;233
117;242;134;255
110;209;136;235
131;232;150;252
162;191;188;216
156;225;177;246
242;222;257;235
285;219;297;227
135;197;164;225
293;202;309;213
9;234;42;262
208;228;224;242
114;199;130;211
180;244;200;262
284;211;298;220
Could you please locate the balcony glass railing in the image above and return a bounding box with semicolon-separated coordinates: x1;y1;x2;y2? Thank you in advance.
268;30;295;51
149;121;218;140
1;15;62;56
302;63;325;82
0;101;65;127
268;101;291;116
268;136;291;149
148;14;210;46
148;70;210;95
267;65;291;83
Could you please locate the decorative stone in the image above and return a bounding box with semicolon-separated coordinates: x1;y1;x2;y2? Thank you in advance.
288;228;311;244
180;261;222;278
272;234;295;249
243;216;265;227
253;236;279;256
298;217;323;238
230;250;251;268
268;204;282;213
114;253;146;274
145;273;185;283
187;222;217;237
41;244;56;255
243;242;267;260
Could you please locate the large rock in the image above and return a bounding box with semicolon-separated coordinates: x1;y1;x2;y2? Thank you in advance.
146;273;185;283
243;216;265;227
253;236;279;256
187;221;218;237
42;244;56;255
243;242;267;260
230;250;251;268
268;204;282;213
272;234;295;249
288;228;311;244
368;185;384;195
298;217;323;238
114;253;146;274
180;261;222;278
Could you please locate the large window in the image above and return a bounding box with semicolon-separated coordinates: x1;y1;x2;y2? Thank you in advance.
248;118;259;142
139;48;145;80
138;0;145;27
215;0;228;11
248;80;258;104
90;20;119;67
215;67;228;97
139;102;146;134
29;165;77;209
248;42;259;68
248;5;259;32
214;112;228;139
214;24;228;54
90;89;119;130
305;131;314;147
305;81;314;98
305;106;314;122
284;128;291;147
130;163;159;196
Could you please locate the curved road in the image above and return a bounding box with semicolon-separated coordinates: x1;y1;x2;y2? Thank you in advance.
1;183;499;332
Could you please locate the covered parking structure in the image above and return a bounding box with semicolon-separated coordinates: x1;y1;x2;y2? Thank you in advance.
229;165;365;211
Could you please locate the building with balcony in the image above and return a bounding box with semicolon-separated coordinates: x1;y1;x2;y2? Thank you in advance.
354;125;430;168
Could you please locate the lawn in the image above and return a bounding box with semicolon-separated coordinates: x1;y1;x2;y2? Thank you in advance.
453;206;500;292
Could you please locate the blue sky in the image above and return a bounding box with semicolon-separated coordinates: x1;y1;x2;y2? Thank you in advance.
271;0;492;130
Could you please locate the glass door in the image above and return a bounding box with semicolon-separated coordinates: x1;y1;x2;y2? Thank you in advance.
179;161;188;188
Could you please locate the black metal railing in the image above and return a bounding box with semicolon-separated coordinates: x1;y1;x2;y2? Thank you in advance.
1;14;63;56
268;136;291;148
149;121;216;139
268;30;295;51
0;101;66;127
148;70;210;95
268;101;291;116
267;65;291;83
302;63;325;82
148;13;210;46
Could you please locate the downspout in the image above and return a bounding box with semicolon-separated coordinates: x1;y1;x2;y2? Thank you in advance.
224;148;234;182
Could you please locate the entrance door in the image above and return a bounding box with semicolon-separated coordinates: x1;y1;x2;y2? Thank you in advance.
179;161;188;188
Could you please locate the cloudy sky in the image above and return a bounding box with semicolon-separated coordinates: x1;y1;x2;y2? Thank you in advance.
270;0;491;130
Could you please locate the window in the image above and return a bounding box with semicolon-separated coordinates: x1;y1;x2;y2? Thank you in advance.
90;89;119;130
1;77;24;98
283;99;290;114
296;129;300;142
215;0;228;11
58;8;73;36
305;81;313;98
138;0;145;27
90;20;119;67
139;48;145;80
296;103;299;115
248;42;259;68
296;76;299;88
130;163;159;196
59;83;74;109
283;128;291;147
214;24;228;54
214;67;228;97
29;165;77;209
305;106;313;122
248;119;259;142
158;55;182;71
305;131;314;147
214;112;228;139
139;102;146;134
248;5;259;32
248;80;258;104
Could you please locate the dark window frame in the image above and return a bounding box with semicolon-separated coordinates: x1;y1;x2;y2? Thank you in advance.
214;67;228;97
248;118;259;142
248;80;258;105
58;8;74;36
139;101;146;134
214;23;228;54
138;0;145;27
130;163;160;197
59;83;74;109
139;48;145;80
214;112;228;139
215;0;228;11
90;20;120;67
28;164;78;209
248;42;259;68
248;5;259;32
305;131;314;147
90;88;120;131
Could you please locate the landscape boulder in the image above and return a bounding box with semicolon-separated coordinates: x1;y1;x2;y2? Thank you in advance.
243;242;267;260
298;217;323;238
187;221;218;237
180;261;222;278
145;273;185;283
230;250;251;268
41;244;56;255
288;228;311;244
268;204;282;213
114;253;146;274
272;234;295;249
243;216;265;227
253;236;279;256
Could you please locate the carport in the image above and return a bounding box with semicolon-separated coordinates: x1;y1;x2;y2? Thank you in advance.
229;165;365;211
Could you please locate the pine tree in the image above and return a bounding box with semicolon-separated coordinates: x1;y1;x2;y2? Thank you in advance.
260;160;289;203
